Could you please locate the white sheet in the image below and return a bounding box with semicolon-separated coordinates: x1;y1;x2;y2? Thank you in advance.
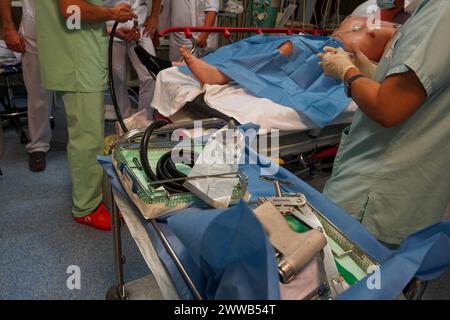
0;41;21;66
151;66;358;131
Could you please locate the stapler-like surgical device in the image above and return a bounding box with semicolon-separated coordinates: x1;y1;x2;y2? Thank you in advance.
254;179;379;299
254;201;327;283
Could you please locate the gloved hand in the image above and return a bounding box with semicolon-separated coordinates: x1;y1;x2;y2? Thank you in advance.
318;47;357;81
350;47;377;78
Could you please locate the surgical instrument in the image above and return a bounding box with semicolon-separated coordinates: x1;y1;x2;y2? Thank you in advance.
259;176;294;188
259;176;294;197
147;171;241;186
303;282;331;300
254;201;327;284
260;195;345;297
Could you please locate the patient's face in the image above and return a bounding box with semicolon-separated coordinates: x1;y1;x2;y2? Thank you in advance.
333;16;398;62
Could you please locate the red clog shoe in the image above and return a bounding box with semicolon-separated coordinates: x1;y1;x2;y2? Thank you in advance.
74;203;112;231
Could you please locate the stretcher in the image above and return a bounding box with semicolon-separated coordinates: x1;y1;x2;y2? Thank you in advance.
100;120;450;300
151;27;355;172
0;42;28;145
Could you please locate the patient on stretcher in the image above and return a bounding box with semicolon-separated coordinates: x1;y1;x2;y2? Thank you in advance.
136;16;399;127
139;15;398;83
178;17;398;86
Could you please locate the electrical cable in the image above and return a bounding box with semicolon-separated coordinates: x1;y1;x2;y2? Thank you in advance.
107;20;201;300
109;20;162;133
107;25;196;194
108;21;128;133
303;0;307;30
335;0;341;26
313;2;319;27
155;150;198;194
139;120;199;194
140;120;170;186
321;0;326;23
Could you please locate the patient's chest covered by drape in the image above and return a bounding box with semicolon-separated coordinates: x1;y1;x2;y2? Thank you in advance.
179;35;351;127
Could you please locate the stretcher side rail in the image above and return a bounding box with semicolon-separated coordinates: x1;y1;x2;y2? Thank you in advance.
159;27;334;39
159;27;334;52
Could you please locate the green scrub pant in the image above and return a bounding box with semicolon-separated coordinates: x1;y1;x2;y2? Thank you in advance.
60;91;104;218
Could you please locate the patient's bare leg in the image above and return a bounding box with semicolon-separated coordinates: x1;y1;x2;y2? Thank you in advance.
179;41;292;86
179;46;231;86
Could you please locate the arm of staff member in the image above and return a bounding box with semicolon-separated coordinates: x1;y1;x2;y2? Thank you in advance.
318;47;426;128
58;0;137;22
0;0;26;52
143;0;162;38
196;10;218;48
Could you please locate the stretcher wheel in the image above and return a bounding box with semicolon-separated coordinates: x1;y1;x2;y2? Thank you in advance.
404;279;428;300
105;285;122;300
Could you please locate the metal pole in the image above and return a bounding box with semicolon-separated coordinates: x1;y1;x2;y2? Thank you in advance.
150;220;203;300
110;183;127;300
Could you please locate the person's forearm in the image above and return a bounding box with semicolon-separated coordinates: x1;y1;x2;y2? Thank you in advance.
59;0;113;22
203;11;217;28
149;0;161;21
345;68;426;128
199;11;217;40
345;69;386;124
0;0;16;31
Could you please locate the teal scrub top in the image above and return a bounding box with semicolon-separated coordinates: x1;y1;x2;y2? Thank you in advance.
36;0;108;92
324;0;450;245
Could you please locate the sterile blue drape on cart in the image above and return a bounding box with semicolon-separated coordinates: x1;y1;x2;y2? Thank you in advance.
100;127;450;300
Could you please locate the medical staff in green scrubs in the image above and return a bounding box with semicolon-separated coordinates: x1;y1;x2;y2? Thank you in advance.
319;0;450;247
36;0;136;230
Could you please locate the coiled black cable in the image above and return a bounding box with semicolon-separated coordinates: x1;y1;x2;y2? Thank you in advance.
156;150;198;194
140;120;170;186
140;120;198;194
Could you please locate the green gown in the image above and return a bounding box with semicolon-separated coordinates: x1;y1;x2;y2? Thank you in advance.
36;0;108;217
